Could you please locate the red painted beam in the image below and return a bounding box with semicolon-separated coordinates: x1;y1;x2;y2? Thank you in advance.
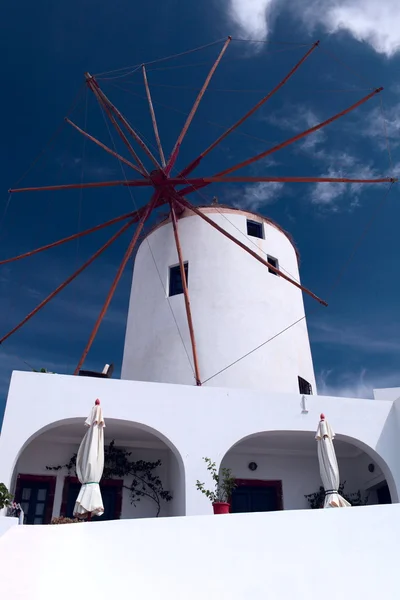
142;65;166;167
173;194;328;306
65;118;144;176
9;180;152;194
165;36;231;176
178;41;320;178
216;87;384;178
0;210;138;265
0;220;134;345
73;190;162;374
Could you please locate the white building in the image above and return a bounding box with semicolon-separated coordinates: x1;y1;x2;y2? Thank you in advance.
0;204;398;521
1;206;400;598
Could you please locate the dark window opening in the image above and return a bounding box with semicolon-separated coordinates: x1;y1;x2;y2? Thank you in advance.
298;376;313;395
267;255;279;275
169;263;188;297
246;219;264;239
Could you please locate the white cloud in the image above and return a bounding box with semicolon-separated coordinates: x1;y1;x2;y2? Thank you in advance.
305;0;400;58
226;0;400;58
228;0;276;39
310;163;377;207
232;181;284;210
317;367;400;398
362;101;400;150
263;103;379;208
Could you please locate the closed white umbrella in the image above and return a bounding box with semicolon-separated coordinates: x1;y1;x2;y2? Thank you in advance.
316;413;351;508
74;399;105;518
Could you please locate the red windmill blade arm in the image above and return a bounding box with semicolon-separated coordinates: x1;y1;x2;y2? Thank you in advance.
173;194;328;307
74;189;162;375
177;175;397;195
215;87;384;178
165;36;232;176
178;41;320;178
177;87;385;197
65;118;145;176
86;75;149;176
0;219;134;345
86;73;161;171
9;179;152;194
0;210;140;266
169;201;201;385
142;65;166;167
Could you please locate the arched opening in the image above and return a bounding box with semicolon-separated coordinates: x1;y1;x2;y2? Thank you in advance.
11;418;185;524
221;430;394;513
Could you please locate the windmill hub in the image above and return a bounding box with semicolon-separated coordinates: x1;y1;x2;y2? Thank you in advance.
150;169;168;186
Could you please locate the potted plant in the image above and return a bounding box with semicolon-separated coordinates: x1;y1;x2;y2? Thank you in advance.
196;457;236;514
0;483;12;510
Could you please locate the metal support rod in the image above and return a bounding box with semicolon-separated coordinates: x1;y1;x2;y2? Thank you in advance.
169;200;202;385
215;87;384;178
176;174;396;196
74;190;161;374
9;179;152;194
174;194;328;306
87;74;161;170
86;76;150;176
65;118;144;175
179;41;319;178
165;36;232;175
201;176;396;184
0;220;134;345
0;210;138;265
142;65;166;167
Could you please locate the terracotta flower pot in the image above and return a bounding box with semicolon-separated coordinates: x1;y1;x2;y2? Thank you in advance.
212;501;230;514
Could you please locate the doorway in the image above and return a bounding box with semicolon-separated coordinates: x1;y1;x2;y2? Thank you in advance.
230;479;283;513
376;482;391;505
14;474;56;524
61;476;123;520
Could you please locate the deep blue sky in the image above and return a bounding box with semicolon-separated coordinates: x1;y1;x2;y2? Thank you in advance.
0;0;399;423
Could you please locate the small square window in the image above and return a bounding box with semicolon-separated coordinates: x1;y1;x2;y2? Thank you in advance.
298;376;312;395
247;219;264;239
267;255;279;275
169;263;188;297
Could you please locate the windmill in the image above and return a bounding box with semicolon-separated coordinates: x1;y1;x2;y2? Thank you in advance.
2;36;396;384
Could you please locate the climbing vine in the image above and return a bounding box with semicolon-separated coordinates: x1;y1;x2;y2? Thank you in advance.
46;440;172;517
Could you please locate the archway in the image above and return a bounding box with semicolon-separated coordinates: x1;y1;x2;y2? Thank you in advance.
11;418;185;523
220;430;395;512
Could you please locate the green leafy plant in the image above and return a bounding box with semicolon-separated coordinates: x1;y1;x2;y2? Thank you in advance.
33;368;55;374
0;483;13;509
305;481;369;509
46;440;172;517
196;457;236;503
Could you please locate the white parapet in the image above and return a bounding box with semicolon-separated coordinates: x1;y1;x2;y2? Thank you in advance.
0;505;399;598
